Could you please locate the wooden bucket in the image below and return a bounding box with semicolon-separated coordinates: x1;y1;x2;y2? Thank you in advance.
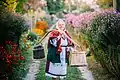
33;45;45;59
70;51;87;67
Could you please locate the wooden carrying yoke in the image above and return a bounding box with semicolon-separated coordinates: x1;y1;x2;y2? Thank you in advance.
35;29;80;48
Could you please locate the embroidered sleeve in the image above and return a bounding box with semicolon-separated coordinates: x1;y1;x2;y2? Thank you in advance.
50;38;58;47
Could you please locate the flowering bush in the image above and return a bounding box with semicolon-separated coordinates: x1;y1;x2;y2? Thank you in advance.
32;28;45;37
35;21;48;30
0;7;30;80
65;8;114;53
64;12;97;29
64;8;114;29
86;11;120;78
0;41;24;79
32;21;48;37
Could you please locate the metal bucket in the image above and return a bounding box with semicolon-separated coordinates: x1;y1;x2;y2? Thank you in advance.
33;45;45;59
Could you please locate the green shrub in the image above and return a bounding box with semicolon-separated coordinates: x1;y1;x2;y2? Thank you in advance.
0;7;28;45
86;12;120;78
0;7;31;80
46;0;64;14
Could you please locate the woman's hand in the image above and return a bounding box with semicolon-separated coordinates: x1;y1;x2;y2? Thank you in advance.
57;34;61;40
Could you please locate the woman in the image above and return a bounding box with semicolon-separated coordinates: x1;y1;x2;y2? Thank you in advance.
45;19;74;80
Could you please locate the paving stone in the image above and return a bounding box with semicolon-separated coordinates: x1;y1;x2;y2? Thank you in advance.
24;60;40;80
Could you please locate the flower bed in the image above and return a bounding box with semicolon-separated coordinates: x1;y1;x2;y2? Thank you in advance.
0;7;32;80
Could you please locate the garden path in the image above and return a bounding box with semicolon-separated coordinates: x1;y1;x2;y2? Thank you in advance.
24;46;94;80
24;22;94;80
24;37;48;80
24;24;54;80
24;59;40;80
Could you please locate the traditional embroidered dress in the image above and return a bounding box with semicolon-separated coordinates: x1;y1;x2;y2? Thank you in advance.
45;30;73;79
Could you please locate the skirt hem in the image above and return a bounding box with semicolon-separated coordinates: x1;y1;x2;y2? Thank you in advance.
45;73;66;79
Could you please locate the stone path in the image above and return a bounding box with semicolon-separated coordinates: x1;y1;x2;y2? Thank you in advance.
24;59;40;80
78;66;94;80
24;30;49;80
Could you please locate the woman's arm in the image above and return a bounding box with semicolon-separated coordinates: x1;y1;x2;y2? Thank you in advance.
49;35;61;47
49;38;58;47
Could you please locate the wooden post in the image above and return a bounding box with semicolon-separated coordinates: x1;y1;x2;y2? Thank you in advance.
68;3;71;13
114;0;120;12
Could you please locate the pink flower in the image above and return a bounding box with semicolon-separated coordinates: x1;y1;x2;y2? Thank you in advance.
64;8;114;29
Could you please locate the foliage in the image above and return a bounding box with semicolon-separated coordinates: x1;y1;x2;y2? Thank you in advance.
10;35;32;80
16;0;28;14
8;38;32;80
66;26;88;51
96;0;113;8
0;0;18;12
86;11;120;78
16;0;47;13
20;32;32;50
87;56;116;80
115;0;120;12
27;0;47;10
10;50;31;80
0;41;24;80
0;7;28;45
0;7;31;80
27;32;38;43
46;0;64;14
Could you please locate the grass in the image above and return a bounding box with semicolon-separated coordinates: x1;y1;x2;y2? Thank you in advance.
66;26;88;51
87;56;117;80
35;59;86;80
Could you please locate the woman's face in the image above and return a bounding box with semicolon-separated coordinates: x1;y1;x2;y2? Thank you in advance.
58;22;65;31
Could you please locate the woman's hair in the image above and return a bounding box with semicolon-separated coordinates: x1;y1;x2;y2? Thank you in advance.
56;19;66;31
